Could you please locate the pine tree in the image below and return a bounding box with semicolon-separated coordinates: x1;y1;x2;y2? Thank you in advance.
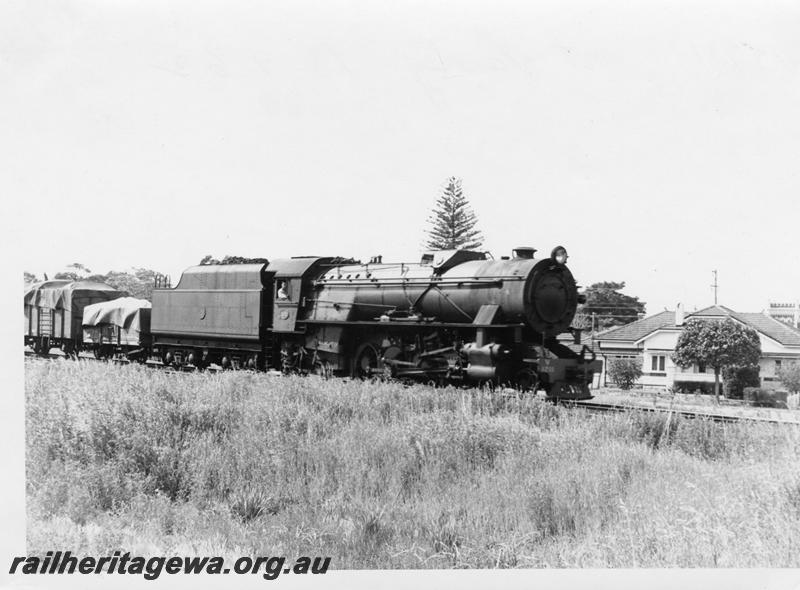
424;177;484;251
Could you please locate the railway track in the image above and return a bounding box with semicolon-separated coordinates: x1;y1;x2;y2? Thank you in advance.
26;349;143;364
24;349;245;373
25;351;800;426
24;349;174;370
564;399;800;426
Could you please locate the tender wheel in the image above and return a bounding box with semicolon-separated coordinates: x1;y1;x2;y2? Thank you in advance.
187;350;204;369
353;343;380;379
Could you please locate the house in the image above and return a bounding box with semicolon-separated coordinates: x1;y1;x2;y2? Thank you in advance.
594;305;800;390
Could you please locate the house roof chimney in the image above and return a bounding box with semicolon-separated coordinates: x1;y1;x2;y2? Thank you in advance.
675;303;684;326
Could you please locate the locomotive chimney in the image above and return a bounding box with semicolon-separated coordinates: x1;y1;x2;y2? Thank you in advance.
512;247;537;259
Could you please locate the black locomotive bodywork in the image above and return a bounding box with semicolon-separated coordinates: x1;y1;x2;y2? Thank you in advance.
147;247;600;399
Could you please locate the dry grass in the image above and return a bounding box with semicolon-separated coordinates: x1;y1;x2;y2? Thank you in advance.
25;359;800;567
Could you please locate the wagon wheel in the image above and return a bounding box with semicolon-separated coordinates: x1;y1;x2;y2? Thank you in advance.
33;338;50;356
94;345;112;360
353;343;381;379
187;350;204;369
312;359;333;379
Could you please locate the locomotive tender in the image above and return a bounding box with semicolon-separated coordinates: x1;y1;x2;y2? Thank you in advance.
149;245;600;399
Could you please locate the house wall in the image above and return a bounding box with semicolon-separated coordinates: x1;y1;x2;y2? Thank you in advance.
599;327;800;391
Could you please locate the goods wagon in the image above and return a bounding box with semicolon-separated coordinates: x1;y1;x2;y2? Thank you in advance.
82;297;152;360
24;280;123;355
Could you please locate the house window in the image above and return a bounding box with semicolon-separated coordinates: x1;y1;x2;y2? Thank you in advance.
775;359;782;372
651;355;665;372
697;362;706;373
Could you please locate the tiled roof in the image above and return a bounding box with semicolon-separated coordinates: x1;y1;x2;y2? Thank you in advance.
730;312;800;347
594;310;678;342
686;305;735;318
595;305;800;347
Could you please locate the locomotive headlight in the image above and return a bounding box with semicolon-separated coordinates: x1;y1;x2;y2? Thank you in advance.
551;246;569;265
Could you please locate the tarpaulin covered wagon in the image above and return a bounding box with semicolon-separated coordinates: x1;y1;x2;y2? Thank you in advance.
82;297;152;360
24;280;123;355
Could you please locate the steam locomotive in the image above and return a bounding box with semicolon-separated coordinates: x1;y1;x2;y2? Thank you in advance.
25;245;600;399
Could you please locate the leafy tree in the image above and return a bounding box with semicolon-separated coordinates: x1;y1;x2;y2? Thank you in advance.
606;357;643;390
46;263;162;301
672;319;761;403
777;363;800;394
24;271;39;284
424;177;483;250
94;268;159;301
54;263;92;281
199;255;220;265
199;255;268;265
575;281;646;330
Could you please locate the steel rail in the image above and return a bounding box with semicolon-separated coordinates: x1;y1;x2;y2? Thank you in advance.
563;399;800;426
23;351;800;426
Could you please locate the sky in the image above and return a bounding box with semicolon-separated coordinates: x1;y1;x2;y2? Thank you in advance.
2;1;800;578
3;0;800;316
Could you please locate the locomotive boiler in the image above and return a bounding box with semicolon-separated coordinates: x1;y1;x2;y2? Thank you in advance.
288;246;599;398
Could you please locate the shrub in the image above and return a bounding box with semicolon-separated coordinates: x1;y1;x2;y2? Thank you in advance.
743;387;788;409
606;357;642;390
723;365;760;399
672;380;717;395
777;363;800;394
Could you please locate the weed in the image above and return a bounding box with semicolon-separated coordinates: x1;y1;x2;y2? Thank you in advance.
24;360;800;568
